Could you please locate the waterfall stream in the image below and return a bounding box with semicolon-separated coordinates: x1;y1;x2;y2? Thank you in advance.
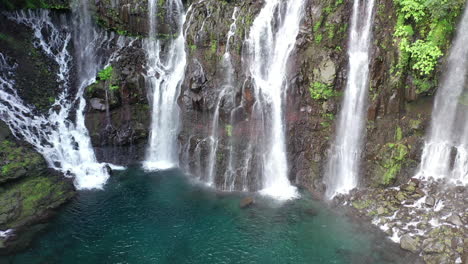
0;6;131;189
143;0;187;170
246;0;305;200
325;0;375;198
418;4;468;186
206;7;239;187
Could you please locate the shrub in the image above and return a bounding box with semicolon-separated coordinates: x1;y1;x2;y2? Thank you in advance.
309;82;336;100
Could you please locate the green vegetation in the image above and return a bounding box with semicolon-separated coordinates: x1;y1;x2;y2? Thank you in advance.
352;199;372;210
377;126;409;186
109;85;120;91
380;142;408;185
225;125;233;137
0;173;73;228
309;81;337;100
393;0;465;92
315;34;323;44
98;66;114;81
86;65;120;93
0;140;43;181
210;40;218;55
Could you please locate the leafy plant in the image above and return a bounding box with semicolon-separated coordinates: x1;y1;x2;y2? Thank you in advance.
309;82;336;100
406;40;442;75
98;66;113;81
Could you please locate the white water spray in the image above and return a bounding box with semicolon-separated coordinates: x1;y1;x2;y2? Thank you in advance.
143;0;188;170
247;0;305;200
418;5;468;186
325;0;375;198
205;7;240;186
1;8;131;189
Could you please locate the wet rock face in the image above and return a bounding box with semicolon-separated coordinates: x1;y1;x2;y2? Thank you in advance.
0;0;69;10
177;0;263;190
95;0;149;36
85;40;150;165
90;0;444;198
0;14;62;113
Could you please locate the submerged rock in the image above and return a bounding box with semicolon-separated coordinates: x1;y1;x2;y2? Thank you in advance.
240;197;254;208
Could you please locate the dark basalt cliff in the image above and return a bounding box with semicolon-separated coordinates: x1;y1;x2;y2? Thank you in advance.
86;0;461;194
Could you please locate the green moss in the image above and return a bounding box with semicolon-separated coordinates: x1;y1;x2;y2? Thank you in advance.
378;126;409;186
210;40;218;55
0;140;43;182
395;126;403;141
0;174;73;228
409;119;422;130
352;199;372;210
109;84;119;91
225;125;233;137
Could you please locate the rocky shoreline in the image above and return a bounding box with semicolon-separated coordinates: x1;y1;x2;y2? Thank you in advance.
340;178;467;264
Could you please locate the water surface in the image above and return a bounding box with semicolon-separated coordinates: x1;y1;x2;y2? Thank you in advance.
3;168;417;263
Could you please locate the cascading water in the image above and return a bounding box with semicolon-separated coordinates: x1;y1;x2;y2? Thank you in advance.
246;0;305;200
0;7;131;189
206;7;239;186
143;0;187;170
418;5;468;186
324;0;375;198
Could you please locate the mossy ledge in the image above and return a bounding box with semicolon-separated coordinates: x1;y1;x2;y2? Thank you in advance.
0;125;75;254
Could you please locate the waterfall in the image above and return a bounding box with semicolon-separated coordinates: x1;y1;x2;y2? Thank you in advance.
143;0;187;170
324;0;375;198
418;5;468;186
206;7;239;186
246;0;305;200
0;7;131;189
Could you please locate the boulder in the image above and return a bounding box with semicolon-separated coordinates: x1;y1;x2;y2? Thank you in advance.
377;206;386;215
422;238;445;253
423;255;451;264
240;197;254;208
90;98;106;111
400;234;420;253
424;196;435;207
313;58;336;85
446;214;463;227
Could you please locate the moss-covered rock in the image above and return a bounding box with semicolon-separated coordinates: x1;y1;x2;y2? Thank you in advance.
0;13;61;112
0;140;44;183
0;173;74;230
0;127;75;253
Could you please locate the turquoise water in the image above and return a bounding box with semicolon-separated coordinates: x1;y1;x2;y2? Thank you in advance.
3;168;416;263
